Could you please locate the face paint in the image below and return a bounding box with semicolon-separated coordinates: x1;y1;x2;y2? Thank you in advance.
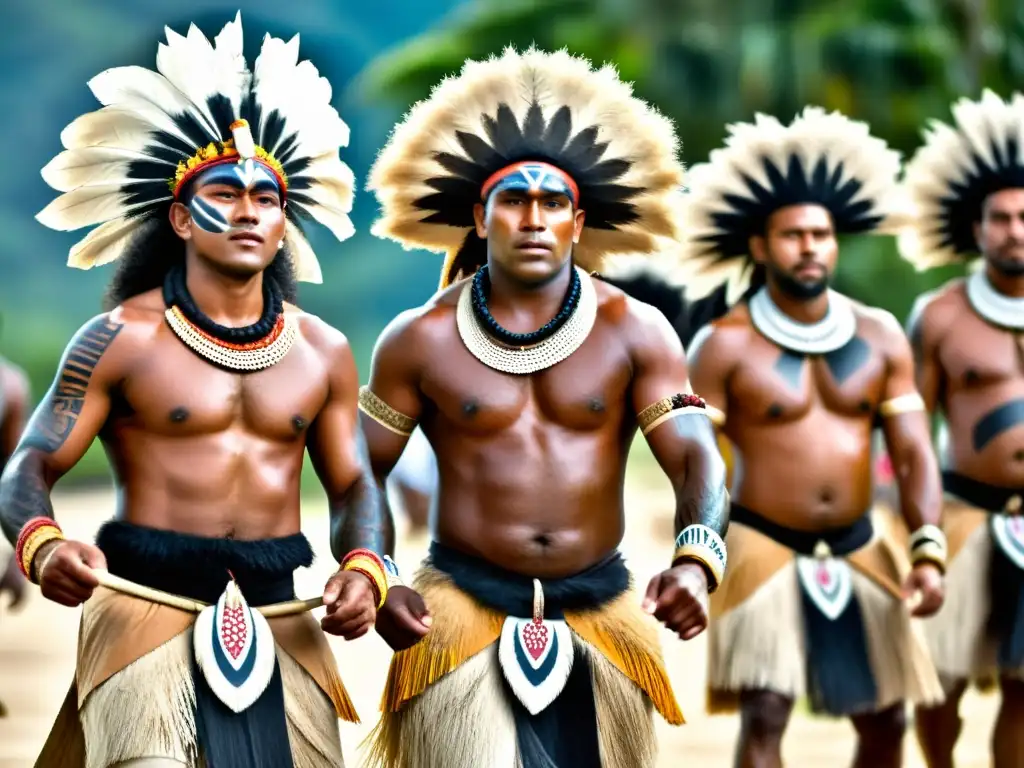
481;161;578;205
187;159;282;234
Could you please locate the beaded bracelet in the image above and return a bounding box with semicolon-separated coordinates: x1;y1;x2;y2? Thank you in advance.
15;517;65;583
341;548;389;610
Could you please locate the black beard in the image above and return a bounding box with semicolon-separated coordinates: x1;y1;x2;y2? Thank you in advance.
989;253;1024;277
767;262;829;300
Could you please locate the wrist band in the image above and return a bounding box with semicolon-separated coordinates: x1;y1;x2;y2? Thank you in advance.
15;517;65;583
341;548;389;609
908;524;947;574
672;524;728;593
382;554;404;589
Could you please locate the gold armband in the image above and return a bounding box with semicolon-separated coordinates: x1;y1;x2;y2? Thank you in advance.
15;517;65;584
879;392;926;418
908;524;947;574
672;524;728;593
341;548;389;609
358;386;417;437
638;393;712;436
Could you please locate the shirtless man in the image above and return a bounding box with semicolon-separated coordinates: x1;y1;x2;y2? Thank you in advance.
901;91;1024;768
0;17;390;766
357;48;728;768
679;107;945;768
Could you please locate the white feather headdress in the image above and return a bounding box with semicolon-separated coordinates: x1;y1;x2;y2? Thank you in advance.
36;12;355;283
899;90;1024;270
678;106;907;303
367;46;685;288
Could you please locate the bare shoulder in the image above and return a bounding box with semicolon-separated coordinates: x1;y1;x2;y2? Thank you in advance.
686;302;753;366
290;307;352;357
905;279;965;341
372;280;462;361
851;301;905;341
61;290;166;375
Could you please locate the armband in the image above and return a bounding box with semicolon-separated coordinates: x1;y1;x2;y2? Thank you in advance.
341;548;389;609
15;517;65;584
358;386;417;437
908;524;947;574
382;554;404;589
672;524;728;593
638;393;712;436
879;392;926;418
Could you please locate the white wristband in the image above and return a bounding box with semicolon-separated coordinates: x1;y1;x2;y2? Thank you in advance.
673;524;728;592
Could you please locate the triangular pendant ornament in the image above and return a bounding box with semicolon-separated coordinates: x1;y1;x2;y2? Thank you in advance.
795;543;853;621
193;577;277;713
497;578;574;715
992;513;1024;570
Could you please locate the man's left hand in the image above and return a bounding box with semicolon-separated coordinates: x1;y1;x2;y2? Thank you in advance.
320;569;378;640
902;561;945;618
642;562;710;641
376;585;432;651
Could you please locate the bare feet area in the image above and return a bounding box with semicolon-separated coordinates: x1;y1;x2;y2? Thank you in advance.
0;472;997;767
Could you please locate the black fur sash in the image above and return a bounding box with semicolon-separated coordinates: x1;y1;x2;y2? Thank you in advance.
730;502;874;557
942;471;1024;512
427;540;631;618
95;521;316;768
428;541;630;768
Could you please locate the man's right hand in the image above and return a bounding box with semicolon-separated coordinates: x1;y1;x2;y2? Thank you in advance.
37;540;107;607
376;585;432;651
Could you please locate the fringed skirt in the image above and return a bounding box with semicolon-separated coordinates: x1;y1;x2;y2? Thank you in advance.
364;543;683;768
707;505;943;717
919;472;1024;689
34;522;358;768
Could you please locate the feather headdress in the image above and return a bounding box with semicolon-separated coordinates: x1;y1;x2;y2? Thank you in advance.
899;90;1024;270
677;106;906;304
36;12;355;283
367;46;685;288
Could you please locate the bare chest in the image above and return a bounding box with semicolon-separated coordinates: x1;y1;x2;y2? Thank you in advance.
115;332;329;440
729;335;887;424
421;326;633;434
938;318;1024;391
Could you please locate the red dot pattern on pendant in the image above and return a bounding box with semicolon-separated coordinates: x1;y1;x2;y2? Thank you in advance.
522;618;549;661
220;606;248;660
816;565;832;589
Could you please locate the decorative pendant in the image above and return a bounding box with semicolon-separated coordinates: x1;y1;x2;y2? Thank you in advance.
749;287;857;354
457;266;598;375
497;578;575;715
992;514;1024;570
795;544;853;620
165;306;297;371
966;271;1024;331
193;578;277;713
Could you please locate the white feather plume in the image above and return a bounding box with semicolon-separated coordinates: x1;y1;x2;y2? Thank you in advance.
284;220;324;284
37;185;167;231
67;215;148;269
899;89;1024;270
42;147;173;192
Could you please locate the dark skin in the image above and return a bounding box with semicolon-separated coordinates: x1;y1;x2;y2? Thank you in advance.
911;188;1024;768
689;204;944;768
0;168;389;640
0;361;30;612
366;183;728;652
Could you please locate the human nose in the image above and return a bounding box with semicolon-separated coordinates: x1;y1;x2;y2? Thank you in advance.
233;193;259;226
519;199;544;231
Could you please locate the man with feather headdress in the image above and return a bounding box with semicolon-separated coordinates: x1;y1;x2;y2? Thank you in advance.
0;14;397;767
674;106;946;767
357;47;729;767
900;91;1024;767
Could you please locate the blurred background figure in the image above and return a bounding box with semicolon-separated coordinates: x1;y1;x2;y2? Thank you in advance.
386;427;436;537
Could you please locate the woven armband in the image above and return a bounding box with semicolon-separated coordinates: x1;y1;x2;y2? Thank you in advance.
879;392;926;418
672;524;728;593
341;548;389;609
358;386;417;437
638;393;713;436
908;524;947;574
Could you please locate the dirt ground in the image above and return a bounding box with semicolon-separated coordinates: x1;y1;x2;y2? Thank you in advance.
0;481;1000;767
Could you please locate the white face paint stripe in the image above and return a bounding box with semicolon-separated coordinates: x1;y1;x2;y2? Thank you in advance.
190;196;231;233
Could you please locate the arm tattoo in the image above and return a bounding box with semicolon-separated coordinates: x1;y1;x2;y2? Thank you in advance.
23;316;122;454
676;475;729;540
328;432;394;560
0;452;54;545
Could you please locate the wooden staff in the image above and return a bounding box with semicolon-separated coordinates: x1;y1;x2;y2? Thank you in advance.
91;569;322;617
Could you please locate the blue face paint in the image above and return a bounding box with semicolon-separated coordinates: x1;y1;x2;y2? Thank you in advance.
187;159;282;234
482;162;578;206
